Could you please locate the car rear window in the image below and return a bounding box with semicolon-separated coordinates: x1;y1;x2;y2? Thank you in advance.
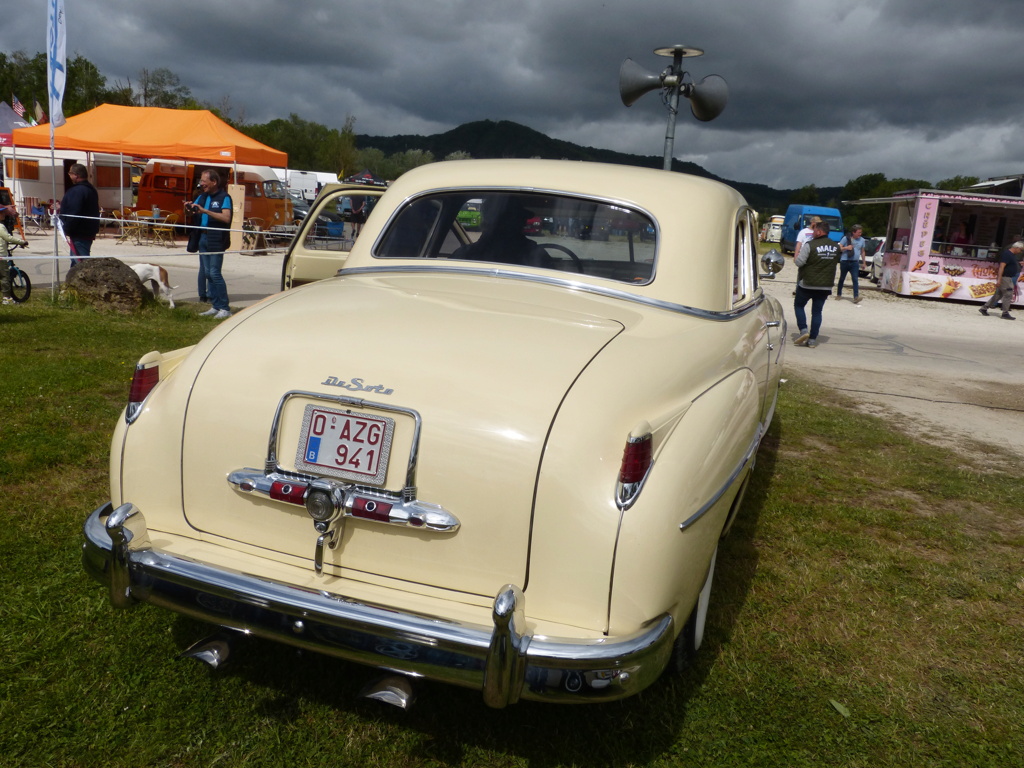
374;191;656;284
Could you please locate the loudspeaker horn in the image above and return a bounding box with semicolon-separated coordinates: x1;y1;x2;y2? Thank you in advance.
619;58;664;107
687;74;728;122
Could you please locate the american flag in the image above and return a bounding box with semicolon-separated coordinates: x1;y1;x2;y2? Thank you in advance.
11;95;26;117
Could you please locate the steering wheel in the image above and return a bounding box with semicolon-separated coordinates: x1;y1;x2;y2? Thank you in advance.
538;243;584;273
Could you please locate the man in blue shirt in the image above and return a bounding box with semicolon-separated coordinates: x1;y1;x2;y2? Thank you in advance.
836;224;866;304
188;169;233;319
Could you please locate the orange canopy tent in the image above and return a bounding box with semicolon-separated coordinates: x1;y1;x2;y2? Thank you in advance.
11;104;287;166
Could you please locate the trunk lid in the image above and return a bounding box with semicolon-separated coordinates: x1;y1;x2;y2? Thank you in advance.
180;273;624;596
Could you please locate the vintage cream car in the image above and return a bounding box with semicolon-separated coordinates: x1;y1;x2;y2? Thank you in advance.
83;159;786;708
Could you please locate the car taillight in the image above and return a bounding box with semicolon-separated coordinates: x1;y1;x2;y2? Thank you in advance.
270;480;308;505
618;430;653;484
126;363;159;423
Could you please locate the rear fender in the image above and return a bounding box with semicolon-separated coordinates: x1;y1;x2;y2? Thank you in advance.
607;368;761;634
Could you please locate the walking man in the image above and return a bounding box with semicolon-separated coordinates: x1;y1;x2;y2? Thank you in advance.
836;225;866;303
979;241;1022;320
793;220;841;348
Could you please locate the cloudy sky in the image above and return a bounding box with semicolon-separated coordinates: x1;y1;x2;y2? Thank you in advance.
5;0;1024;189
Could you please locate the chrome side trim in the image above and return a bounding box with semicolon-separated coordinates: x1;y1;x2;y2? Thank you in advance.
338;264;766;322
678;427;763;532
82;503;674;707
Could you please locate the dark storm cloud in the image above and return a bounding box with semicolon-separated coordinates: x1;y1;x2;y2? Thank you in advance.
4;0;1024;189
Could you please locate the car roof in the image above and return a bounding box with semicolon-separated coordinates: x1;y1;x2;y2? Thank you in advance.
346;159;751;312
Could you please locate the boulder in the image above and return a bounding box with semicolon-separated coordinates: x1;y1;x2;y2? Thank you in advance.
63;258;146;313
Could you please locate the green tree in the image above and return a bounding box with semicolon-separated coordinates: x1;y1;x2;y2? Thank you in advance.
1;49;143;118
324;116;358;179
837;174;933;237
246;114;356;173
138;68;193;109
936;175;980;191
788;184;819;205
0;52;46;116
65;55;108;113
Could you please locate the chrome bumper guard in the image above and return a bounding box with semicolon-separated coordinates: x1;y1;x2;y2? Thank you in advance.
82;502;674;707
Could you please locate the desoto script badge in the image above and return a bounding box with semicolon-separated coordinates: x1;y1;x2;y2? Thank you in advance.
322;376;394;396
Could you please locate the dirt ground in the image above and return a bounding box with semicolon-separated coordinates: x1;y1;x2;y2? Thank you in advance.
761;263;1024;472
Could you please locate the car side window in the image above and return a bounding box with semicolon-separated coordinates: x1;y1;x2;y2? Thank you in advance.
733;210;759;306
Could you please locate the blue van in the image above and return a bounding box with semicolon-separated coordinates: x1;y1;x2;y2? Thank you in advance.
780;204;844;253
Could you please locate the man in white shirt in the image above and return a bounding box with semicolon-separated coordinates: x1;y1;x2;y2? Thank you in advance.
794;216;821;255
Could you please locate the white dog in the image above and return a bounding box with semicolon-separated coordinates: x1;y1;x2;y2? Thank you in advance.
131;263;177;308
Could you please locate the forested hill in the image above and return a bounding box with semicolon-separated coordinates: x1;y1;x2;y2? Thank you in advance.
356;119;832;212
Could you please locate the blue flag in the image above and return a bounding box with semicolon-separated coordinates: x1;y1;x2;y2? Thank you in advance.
47;0;66;128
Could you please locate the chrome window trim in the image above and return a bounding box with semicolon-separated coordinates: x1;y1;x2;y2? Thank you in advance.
368;186;662;286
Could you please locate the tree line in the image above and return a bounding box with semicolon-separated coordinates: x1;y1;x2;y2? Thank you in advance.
782;173;981;237
0;50;439;181
1;50;986;211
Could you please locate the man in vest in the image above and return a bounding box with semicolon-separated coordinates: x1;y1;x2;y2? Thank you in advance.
793;220;840;348
187;169;233;319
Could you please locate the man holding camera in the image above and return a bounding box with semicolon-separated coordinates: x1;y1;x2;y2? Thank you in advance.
188;169;233;319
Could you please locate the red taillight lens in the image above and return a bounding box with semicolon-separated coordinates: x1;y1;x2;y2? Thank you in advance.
126;364;160;421
270;480;308;505
350;496;393;522
619;433;653;484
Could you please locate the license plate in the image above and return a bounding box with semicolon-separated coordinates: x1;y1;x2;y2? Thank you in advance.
295;405;395;485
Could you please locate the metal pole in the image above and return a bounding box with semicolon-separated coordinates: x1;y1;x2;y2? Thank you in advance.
661;50;683;171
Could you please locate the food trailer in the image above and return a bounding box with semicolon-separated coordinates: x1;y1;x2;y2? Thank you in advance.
855;189;1024;307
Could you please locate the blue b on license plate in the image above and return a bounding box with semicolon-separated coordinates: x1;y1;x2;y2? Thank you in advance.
295;405;395;485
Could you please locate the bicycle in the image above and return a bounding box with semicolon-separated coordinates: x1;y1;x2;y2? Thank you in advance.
3;241;32;304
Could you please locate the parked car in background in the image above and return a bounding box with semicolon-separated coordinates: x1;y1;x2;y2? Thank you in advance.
456;198;483;230
289;196;311;224
83;159;786;708
865;237;887;281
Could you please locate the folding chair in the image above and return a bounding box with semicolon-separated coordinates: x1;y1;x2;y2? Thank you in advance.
151;213;179;247
117;212;144;245
24;204;50;235
110;210;124;238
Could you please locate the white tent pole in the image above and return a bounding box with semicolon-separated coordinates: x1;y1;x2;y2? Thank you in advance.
50;124;59;297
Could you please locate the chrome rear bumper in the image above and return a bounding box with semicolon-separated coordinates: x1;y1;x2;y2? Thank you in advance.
82;502;674;707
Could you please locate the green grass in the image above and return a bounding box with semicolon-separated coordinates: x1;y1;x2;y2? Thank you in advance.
1;296;1022;767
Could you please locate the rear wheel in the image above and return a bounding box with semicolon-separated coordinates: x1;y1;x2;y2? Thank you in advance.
10;266;31;303
668;546;718;673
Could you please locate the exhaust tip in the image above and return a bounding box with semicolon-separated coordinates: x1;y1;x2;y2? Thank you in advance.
359;674;417;710
178;632;234;669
